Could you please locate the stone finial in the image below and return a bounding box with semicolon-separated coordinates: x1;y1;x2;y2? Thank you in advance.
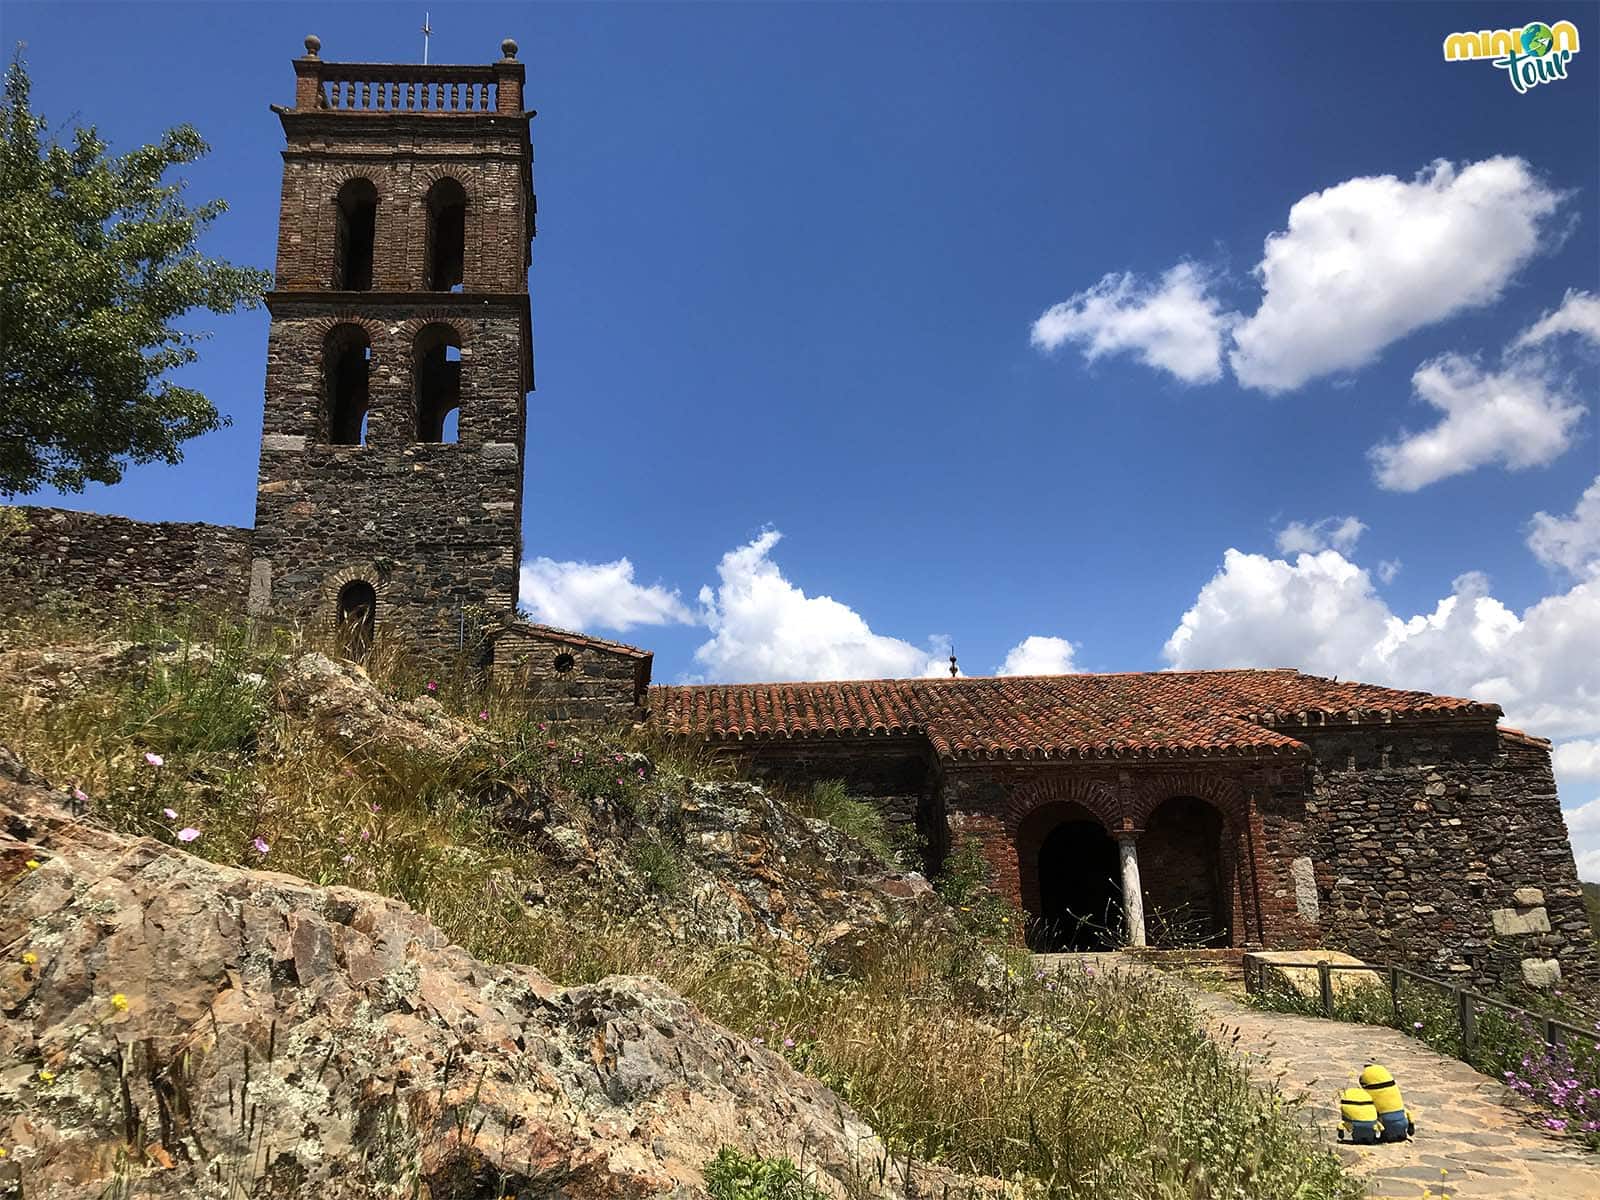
500;38;519;60
304;35;321;58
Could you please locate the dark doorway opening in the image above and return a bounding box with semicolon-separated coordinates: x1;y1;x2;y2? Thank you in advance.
325;326;371;445
425;178;467;291
1141;796;1229;947
1035;819;1122;951
336;580;376;661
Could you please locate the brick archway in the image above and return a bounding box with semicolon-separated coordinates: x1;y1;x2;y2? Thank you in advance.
1132;774;1260;946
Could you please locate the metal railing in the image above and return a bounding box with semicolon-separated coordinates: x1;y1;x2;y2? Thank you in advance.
1244;955;1590;1061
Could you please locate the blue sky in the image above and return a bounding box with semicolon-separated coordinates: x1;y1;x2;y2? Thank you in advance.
8;3;1600;872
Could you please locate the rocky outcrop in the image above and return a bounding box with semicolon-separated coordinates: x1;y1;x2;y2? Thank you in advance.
0;761;914;1199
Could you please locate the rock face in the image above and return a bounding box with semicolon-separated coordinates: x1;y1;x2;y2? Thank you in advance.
0;761;904;1200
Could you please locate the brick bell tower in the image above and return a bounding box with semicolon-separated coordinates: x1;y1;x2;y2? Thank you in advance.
249;35;533;658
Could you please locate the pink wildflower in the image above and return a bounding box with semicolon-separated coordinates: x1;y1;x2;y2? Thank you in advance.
176;827;200;843
71;786;88;803
144;752;164;768
426;680;438;692
251;837;270;856
783;1037;796;1048
162;808;178;820
360;829;371;841
341;854;354;864
479;710;489;721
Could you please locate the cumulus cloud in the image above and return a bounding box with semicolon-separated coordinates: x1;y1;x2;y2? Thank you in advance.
997;635;1078;676
1275;516;1366;556
1230;158;1565;392
691;530;952;682
1367;353;1585;491
1164;487;1600;741
1514;289;1600;350
1555;739;1600;783
1030;262;1233;384
519;555;693;632
1528;475;1600;578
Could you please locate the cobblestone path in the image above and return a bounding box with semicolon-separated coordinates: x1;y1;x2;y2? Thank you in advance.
1035;954;1599;1199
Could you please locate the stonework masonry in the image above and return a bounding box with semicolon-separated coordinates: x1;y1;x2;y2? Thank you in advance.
0;506;253;611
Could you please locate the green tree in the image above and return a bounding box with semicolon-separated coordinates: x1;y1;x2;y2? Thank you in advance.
0;51;273;496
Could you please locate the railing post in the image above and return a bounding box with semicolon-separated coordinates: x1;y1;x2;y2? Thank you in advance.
1456;988;1476;1060
494;38;525;113
1318;960;1333;1018
294;35;325;110
1389;966;1400;1023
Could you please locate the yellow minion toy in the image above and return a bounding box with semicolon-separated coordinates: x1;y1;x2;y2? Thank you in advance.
1359;1063;1414;1142
1337;1087;1381;1144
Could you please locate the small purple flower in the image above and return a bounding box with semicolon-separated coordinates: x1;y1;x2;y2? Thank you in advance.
176;827;200;843
360;829;371;841
751;1036;764;1046
71;786;89;803
251;837;270;856
425;681;437;692
144;752;164;768
479;710;489;721
783;1037;796;1048
341;854;354;864
1413;1021;1424;1030
162;808;178;820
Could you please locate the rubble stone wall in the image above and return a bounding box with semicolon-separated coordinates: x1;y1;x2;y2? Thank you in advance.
0;505;253;611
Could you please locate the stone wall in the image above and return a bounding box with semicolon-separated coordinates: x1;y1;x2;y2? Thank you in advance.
1292;722;1595;995
724;739;935;840
490;625;650;724
0;506;252;611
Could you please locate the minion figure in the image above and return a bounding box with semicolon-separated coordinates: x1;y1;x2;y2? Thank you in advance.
1338;1087;1381;1144
1359;1063;1414;1142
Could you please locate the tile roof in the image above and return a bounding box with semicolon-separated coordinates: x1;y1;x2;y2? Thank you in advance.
493;620;653;661
651;670;1503;762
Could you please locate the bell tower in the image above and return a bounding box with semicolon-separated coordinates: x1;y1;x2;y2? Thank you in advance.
249;35;534;657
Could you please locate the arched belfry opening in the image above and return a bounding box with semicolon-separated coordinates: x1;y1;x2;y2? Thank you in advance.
336;580;376;660
1018;802;1123;951
324;325;372;445
424;178;467;291
333;179;378;290
414;323;462;442
1140;796;1230;947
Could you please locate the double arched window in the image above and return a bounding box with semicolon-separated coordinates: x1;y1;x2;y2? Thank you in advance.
333;179;378;291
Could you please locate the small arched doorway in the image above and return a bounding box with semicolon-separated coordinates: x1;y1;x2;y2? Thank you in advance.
1140;796;1230;947
336;580;376;661
1019;801;1123;951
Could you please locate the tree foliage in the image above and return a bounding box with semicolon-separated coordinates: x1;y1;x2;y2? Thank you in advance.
0;51;273;496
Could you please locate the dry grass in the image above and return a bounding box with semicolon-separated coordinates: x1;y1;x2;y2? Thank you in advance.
0;602;1362;1198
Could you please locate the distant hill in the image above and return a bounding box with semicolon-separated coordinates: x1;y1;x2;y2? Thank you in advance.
1585;881;1600;942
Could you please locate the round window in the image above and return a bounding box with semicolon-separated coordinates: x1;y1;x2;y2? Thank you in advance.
553;652;576;675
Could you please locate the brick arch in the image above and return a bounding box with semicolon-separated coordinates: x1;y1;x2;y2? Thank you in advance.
412;164;480;204
393;313;475;348
999;774;1122;836
1131;772;1259;947
324;164;393;195
1127;771;1249;830
320;562;393;636
302;314;389;347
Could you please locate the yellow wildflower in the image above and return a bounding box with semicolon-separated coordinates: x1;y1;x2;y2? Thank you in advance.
37;1069;55;1084
110;993;129;1012
21;951;38;966
25;859;40;870
0;1147;8;1158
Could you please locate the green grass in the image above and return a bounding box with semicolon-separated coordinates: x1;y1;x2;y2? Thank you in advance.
0;602;1363;1198
704;1148;828;1200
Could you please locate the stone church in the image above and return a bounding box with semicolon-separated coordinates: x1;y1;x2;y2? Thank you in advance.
1;39;1591;995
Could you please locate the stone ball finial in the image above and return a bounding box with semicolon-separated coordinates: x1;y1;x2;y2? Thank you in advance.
304;34;321;57
500;38;519;60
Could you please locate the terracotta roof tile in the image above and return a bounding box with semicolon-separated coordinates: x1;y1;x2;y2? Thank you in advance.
652;669;1503;762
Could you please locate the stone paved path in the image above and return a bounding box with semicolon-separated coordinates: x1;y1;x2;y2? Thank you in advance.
1035;954;1600;1199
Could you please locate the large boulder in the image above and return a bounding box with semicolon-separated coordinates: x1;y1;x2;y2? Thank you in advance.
0;761;926;1200
1244;950;1386;1006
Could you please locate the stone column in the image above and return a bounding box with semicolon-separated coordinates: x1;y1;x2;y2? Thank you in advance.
1119;834;1147;948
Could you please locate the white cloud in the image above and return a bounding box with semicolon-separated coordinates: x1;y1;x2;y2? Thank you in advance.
1163;538;1600;740
997;635;1078;676
1528;475;1600;578
519;555;693;632
691;530;952;682
1514;289;1600;350
1275;516;1366;556
1377;559;1402;584
1555;740;1600;784
1030;262;1233;384
1367;353;1584;491
1230;158;1565;392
